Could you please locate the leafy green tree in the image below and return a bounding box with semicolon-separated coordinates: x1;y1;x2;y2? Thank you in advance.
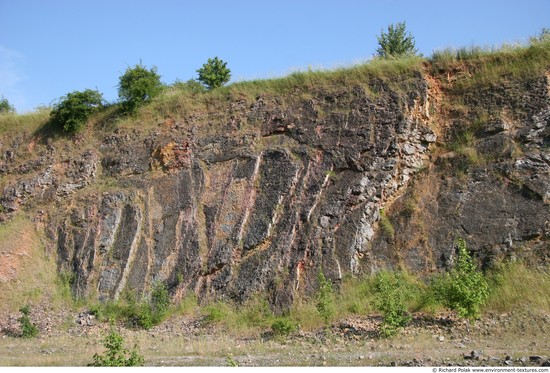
196;57;231;89
0;96;15;114
118;63;163;113
316;272;335;325
50;89;104;133
376;22;418;59
89;329;144;367
431;239;489;319
373;271;411;337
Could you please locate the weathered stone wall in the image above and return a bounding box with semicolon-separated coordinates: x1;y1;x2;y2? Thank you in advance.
370;73;550;273
1;69;548;309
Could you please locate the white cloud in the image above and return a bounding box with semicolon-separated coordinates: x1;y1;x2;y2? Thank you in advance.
0;45;28;112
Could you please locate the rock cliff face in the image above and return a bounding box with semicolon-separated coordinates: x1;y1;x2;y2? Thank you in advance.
371;72;550;274
1;66;548;308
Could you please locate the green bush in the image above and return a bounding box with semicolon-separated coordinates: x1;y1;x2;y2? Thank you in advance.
196;57;231;90
89;283;171;330
373;271;411;337
431;239;489;320
56;270;76;300
89;304;103;319
90;301;132;324
375;22;418;59
151;281;170;316
50;89;103;133
235;298;273;329
379;209;395;239
133;303;154;330
18;305;39;338
125;282;170;329
203;302;230;324
118;63;163;113
316;272;335;325
199;297;274;334
271;317;297;336
89;329;144;367
0;96;15;114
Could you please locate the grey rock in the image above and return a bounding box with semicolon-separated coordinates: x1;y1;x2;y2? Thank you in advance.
0;68;547;311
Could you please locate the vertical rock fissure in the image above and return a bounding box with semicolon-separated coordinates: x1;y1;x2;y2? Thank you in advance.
113;203;143;300
235;153;262;248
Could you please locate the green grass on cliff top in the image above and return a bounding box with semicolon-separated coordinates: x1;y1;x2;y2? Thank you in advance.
430;36;550;90
0;37;548;136
119;38;550;129
119;55;425;131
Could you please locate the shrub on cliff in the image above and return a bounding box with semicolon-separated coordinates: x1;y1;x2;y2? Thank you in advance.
376;22;418;59
196;57;231;90
0;96;15;114
50;89;104;133
430;239;489;319
118;63;163;113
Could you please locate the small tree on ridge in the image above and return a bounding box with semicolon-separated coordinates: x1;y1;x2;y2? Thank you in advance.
376;22;418;59
118;63;163;113
50;89;104;133
196;57;231;90
0;95;15;114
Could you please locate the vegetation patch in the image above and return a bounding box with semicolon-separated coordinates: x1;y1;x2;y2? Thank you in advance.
429;239;489;320
201;297;274;335
271;317;297;337
316;272;336;325
89;282;171;330
375;22;418;59
0;214;58;313
485;261;550;313
0;96;16;114
89;329;144;367
50;89;104;133
0;108;50;136
118;63;163;114
430;33;550;92
18;305;38;338
196;57;231;90
379;209;395;240
372;271;412;337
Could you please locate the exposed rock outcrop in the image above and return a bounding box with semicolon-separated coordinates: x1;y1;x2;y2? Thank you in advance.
0;66;548;309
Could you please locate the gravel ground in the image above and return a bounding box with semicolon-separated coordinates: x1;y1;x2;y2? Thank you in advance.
1;303;549;367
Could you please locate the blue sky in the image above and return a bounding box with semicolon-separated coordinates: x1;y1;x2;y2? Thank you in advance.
1;0;548;113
